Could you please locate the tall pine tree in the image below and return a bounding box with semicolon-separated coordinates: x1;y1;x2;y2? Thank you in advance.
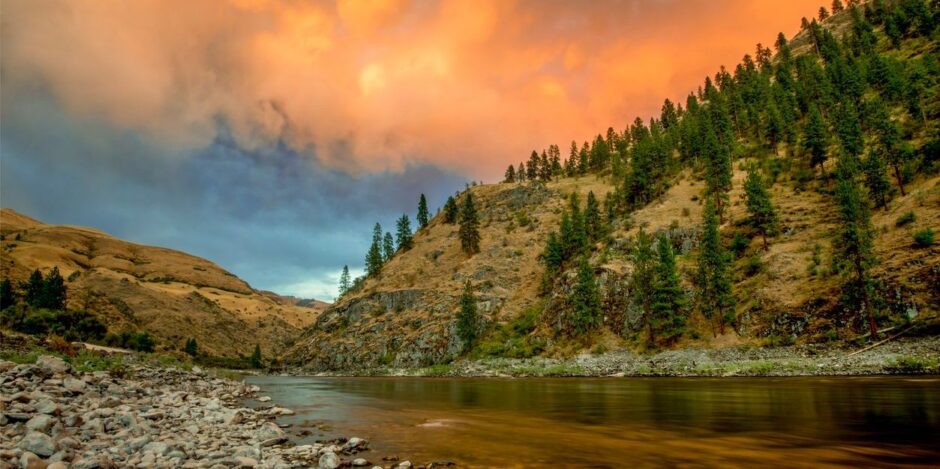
743;164;779;249
366;223;384;277
456;280;479;351
443;196;459;224
570;256;601;335
697;199;735;335
396;214;413;251
652;234;687;345
338;265;351;297
417;194;430;228
459;193;481;255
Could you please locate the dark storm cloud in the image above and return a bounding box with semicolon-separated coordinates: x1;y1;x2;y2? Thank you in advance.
0;91;467;299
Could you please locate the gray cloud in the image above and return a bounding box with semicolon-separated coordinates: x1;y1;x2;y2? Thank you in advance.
1;90;467;300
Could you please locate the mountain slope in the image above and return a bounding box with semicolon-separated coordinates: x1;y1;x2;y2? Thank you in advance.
0;208;325;357
286;1;940;371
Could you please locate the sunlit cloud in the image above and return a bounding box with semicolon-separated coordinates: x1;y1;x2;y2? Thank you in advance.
2;0;823;177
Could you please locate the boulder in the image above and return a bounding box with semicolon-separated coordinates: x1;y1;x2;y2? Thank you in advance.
36;356;70;375
18;431;57;457
318;451;340;469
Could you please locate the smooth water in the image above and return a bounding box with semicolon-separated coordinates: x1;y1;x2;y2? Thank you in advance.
245;376;940;468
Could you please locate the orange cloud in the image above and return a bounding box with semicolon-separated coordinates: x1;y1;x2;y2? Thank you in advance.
1;0;823;176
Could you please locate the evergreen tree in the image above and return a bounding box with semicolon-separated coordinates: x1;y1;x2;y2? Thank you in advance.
41;267;66;310
697;199;735;335
570;256;601;335
819;6;830;20
763;102;785;155
832;154;879;337
541;231;565;293
832;0;844;14
366;223;384;277
863;150;893;209
632;228;656;342
517;162;526;181
184;338;198;357
443;196;459;224
250;344;263;368
583;191;603;243
417;194;430;228
803;105;829;172
834;102;864;158
703;124;733;222
651;234;687;345
526;151;539;180
504;165;516;183
338;265;351;297
24;269;44;308
383;232;395;261
568;141;579;176
395;214;414;251
539;150;552;181
743;165;779;249
458;193;481;255
0;279;15;310
456;280;479;351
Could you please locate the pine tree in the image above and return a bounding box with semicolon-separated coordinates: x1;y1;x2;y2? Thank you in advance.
338;265;351;297
835;102;864;158
504;165;516;183
396;214;413;251
366;223;384;277
458;193;481;255
763;102;785;155
632;228;656;342
526;151;539;180
443;196;459;224
863;150;892;209
832;154;879;337
41;267;66;310
697;199;735;335
417;194;430;228
743;165;779;249
184;338;198;357
803;105;829;172
250;344;263;368
651;234;687;345
832;0;844;14
383;232;395;261
456;281;479;351
24;269;44;308
570;256;601;335
583;191;603;243
819;6;830;20
703;124;733;222
541;231;565;293
0;278;15;310
517;162;526;181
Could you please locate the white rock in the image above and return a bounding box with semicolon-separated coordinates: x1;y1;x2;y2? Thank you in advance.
318;451;340;469
36;355;70;374
256;396;272;402
352;458;369;466
25;414;54;432
396;461;413;469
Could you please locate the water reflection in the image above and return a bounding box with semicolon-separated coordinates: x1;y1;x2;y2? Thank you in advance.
246;376;940;467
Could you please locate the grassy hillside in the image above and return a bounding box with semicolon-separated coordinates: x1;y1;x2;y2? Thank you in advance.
286;0;939;371
0;208;324;357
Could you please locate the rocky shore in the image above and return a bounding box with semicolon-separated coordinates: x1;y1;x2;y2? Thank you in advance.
0;355;401;469
303;336;940;378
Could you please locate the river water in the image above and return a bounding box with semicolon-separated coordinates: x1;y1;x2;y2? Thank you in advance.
244;376;940;468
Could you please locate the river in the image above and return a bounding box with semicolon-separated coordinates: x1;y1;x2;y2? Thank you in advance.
244;376;940;468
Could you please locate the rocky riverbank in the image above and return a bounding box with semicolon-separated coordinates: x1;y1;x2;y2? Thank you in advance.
0;355;403;469
301;336;940;378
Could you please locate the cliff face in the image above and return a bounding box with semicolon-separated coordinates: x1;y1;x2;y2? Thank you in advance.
0;209;326;357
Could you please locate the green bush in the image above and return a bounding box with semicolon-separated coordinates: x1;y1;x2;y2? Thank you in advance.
104;331;156;353
895;211;916;227
1;305;106;341
744;254;763;277
913;228;934;247
730;232;750;258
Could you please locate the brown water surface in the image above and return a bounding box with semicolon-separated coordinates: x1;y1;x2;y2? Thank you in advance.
245;376;940;467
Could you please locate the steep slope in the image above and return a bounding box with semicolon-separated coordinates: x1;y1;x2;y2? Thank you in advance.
0;209;325;357
285;171;938;370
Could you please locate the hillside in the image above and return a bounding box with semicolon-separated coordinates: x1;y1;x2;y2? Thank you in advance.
286;1;940;371
0;209;325;357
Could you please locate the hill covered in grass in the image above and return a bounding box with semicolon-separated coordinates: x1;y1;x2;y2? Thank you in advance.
0;209;325;358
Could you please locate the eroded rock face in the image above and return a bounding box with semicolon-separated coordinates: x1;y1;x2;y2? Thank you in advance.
0;355;371;468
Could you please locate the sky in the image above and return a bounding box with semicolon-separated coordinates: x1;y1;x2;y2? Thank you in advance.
0;0;824;300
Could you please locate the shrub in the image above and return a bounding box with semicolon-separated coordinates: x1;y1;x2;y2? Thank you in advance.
895;211;916;227
1;306;107;341
730;232;750;258
913;228;934;247
744;254;763;277
104;331;156;353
